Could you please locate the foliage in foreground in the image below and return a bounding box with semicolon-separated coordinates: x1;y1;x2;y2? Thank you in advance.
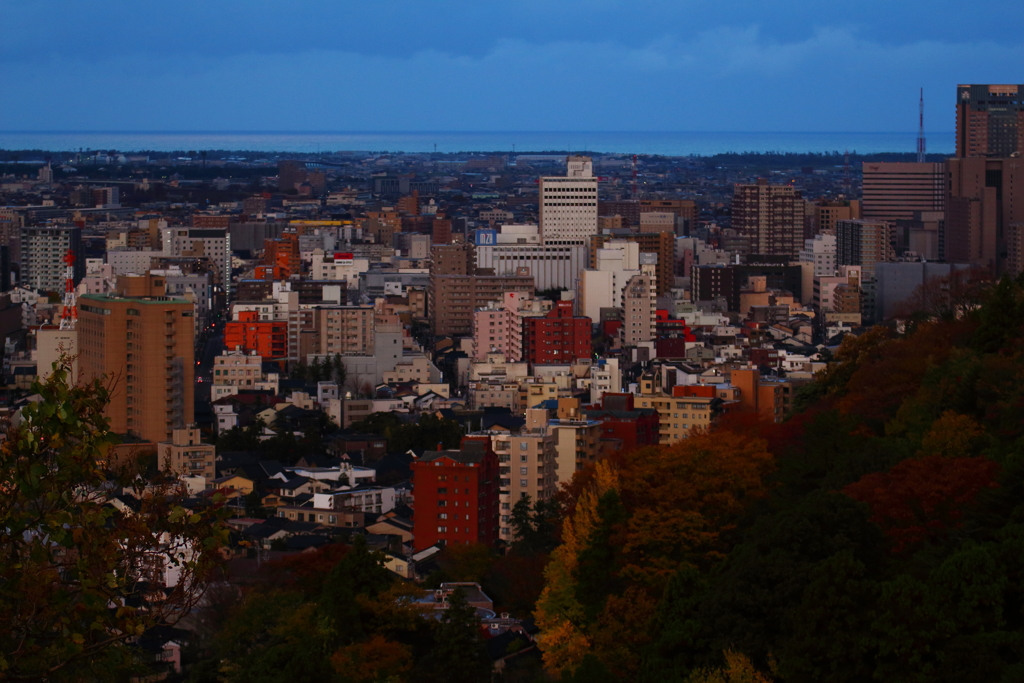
0;364;227;681
536;275;1024;682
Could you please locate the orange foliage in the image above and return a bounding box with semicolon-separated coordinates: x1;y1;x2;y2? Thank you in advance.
617;429;775;583
842;455;1000;553
330;635;412;683
837;322;960;430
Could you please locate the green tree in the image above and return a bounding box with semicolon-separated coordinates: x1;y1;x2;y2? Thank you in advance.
0;362;227;681
422;588;492;683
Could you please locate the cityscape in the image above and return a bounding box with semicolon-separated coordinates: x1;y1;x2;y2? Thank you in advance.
3;5;1024;682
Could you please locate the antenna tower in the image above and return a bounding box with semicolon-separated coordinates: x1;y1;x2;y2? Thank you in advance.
917;87;926;163
59;249;77;330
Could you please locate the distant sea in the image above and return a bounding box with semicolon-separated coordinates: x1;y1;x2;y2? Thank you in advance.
0;131;955;157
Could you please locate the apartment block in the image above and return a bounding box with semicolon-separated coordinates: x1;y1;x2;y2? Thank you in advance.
158;427;215;484
411;437;500;551
589;230;676;295
20;226;83;292
731;179;806;256
78;294;194;444
524;300;592;365
429;274;535;337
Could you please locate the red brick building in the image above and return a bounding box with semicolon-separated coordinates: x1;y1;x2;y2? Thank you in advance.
224;311;287;360
524;300;592;365
411;436;500;551
583;393;659;453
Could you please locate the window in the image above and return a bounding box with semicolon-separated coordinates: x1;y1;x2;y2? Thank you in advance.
520;479;528;487
437;487;447;494
520;467;528;475
437;526;447;533
438;513;448;519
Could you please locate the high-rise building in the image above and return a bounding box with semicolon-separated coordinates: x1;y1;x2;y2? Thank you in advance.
946;156;1024;273
78;294;194;443
540;156;598;244
411;436;500;551
621;273;656;346
861;162;944;224
589;231;676;295
836;220;895;281
837;219;895;322
731;179;805;256
20;226;83;293
524;300;592;365
429;273;534;337
956;84;1024;158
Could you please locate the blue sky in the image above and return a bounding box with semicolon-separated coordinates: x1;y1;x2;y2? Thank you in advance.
1;0;1021;132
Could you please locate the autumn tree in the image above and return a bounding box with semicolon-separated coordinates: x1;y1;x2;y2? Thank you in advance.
843;454;1001;553
0;363;227;681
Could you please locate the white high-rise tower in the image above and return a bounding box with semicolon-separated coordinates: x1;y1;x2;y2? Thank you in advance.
539;156;598;244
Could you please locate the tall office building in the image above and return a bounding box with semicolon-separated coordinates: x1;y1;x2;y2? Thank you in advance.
20;226;84;293
946;156;1024;273
539;156;598;244
837;219;895;322
861;163;945;224
956;84;1024;158
731;179;806;256
78;293;195;443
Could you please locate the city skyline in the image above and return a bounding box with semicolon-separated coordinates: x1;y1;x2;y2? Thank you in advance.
2;0;1022;133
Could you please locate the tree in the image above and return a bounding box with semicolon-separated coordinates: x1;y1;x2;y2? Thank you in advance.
843;455;1001;553
0;362;227;681
422;588;492;683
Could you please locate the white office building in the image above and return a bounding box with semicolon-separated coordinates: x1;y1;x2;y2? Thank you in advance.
539;156;598;244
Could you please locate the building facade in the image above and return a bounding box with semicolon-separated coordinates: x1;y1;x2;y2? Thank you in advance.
956;84;1024;158
411;437;500;551
78;294;195;443
539;156;598;244
861;162;945;224
731;180;806;257
20;226;83;293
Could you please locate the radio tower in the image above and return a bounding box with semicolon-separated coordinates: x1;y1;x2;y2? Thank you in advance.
916;87;926;163
59;249;77;330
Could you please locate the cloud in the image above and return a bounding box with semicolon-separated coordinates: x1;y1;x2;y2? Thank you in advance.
2;25;1022;132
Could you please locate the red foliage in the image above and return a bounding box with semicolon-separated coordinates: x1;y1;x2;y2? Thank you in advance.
259;543;349;596
842;455;1000;553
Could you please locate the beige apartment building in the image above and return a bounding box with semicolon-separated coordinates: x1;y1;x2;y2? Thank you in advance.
549;398;606;484
314;306;375;355
158;426;215;484
212;350;265;400
477;410;558;543
78;293;194;444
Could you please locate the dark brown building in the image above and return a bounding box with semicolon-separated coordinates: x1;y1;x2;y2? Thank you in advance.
429;274;534;336
731;180;806;257
946;156;1024;274
956;84;1024;158
431;243;476;276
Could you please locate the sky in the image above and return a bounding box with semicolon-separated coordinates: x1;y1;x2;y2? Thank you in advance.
1;0;1022;133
